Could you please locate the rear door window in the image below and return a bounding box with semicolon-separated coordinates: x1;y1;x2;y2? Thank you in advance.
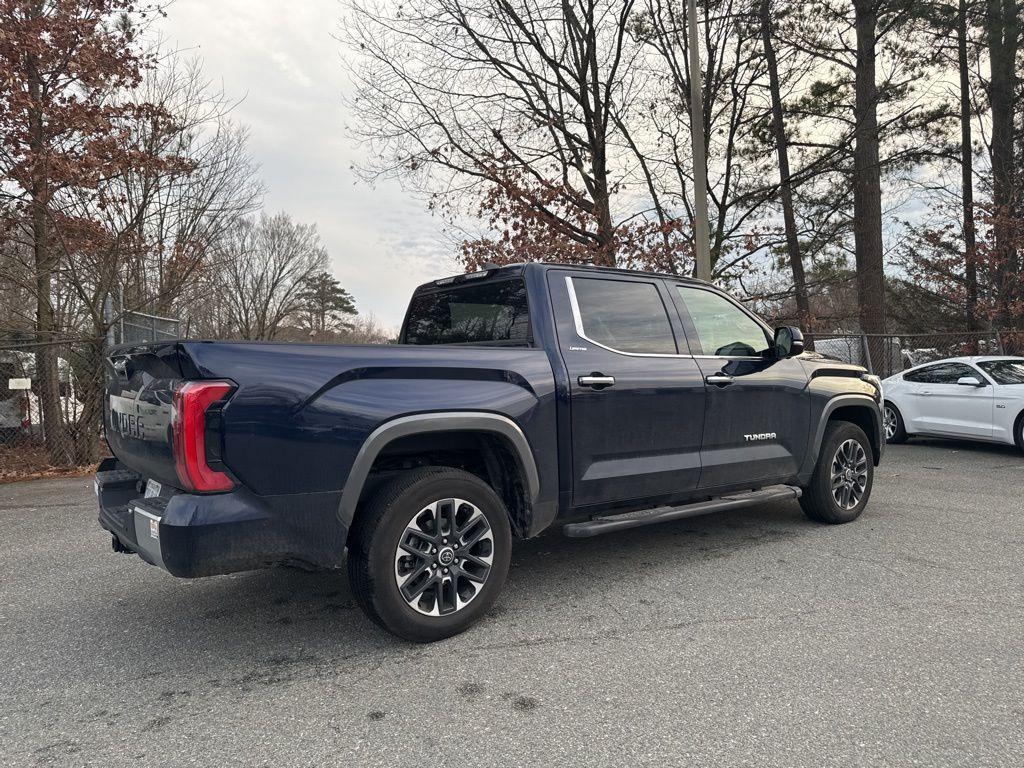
569;277;678;355
403;279;531;346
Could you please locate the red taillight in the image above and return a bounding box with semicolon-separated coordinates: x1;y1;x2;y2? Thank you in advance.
172;380;235;492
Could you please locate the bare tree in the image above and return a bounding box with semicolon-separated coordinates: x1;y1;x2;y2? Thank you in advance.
218;212;329;340
56;54;261;463
344;0;652;265
758;0;812;337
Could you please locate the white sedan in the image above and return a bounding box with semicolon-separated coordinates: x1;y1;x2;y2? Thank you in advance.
881;356;1024;450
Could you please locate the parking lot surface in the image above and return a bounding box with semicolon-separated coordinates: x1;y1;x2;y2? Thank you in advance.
1;440;1022;767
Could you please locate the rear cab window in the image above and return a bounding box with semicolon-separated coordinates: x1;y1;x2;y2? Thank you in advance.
402;277;532;346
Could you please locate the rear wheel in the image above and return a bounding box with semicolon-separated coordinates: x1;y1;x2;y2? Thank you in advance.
347;466;512;642
800;421;874;524
883;402;907;444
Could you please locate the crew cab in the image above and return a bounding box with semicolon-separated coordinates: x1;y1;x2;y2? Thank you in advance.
96;264;883;641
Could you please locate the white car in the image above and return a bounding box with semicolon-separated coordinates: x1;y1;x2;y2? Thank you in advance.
881;356;1024;450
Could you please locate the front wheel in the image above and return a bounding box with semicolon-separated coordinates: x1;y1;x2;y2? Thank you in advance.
883;402;908;444
800;421;874;524
347;466;512;642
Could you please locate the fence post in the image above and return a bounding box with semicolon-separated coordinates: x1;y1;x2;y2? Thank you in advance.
861;334;874;374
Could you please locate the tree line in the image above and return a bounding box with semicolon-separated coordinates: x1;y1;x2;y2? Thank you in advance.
343;0;1022;344
0;1;376;465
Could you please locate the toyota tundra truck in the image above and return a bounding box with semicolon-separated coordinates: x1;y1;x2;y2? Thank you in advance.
96;263;883;641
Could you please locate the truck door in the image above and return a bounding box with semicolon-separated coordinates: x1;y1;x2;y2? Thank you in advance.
549;272;705;509
670;284;810;489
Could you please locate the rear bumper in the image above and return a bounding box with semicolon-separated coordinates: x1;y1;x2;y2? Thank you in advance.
95;458;345;577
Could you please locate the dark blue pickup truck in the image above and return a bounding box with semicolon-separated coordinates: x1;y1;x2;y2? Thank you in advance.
96;263;883;641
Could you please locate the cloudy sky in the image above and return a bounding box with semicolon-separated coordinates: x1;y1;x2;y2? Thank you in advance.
160;0;455;329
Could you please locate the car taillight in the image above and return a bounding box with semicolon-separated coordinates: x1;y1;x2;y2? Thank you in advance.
172;380;236;492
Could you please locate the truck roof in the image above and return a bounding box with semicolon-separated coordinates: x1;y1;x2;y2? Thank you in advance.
417;261;713;292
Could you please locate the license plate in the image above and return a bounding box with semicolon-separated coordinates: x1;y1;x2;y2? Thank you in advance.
145;479;162;498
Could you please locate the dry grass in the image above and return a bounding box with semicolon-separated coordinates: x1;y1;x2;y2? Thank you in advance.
0;441;97;484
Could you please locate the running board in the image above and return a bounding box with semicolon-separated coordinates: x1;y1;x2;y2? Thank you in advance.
562;485;802;538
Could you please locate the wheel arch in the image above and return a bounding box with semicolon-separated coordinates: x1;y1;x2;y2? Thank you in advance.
882;398;905;432
1013;407;1024;449
798;395;882;482
340;412;540;540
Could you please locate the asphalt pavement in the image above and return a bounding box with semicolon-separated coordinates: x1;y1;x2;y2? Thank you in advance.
1;439;1022;767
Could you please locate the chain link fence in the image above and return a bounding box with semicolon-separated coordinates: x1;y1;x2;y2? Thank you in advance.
807;331;1010;379
1;311;180;480
0;339;101;479
115;310;181;345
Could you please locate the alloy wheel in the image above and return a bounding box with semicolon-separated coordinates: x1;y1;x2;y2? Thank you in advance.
883;405;898;440
393;498;494;616
830;438;868;510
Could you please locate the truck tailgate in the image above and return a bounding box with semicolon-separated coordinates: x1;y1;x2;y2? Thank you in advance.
104;343;186;488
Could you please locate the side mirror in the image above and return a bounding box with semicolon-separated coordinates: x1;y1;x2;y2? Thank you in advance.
957;376;985;387
774;326;804;358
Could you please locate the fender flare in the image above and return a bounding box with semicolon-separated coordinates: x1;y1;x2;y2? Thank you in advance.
798;394;883;480
338;412;541;530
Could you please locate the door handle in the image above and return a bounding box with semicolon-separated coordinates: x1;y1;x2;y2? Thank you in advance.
706;374;734;387
578;374;615;389
920;390;933;396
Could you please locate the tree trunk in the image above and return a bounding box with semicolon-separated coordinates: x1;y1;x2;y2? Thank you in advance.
760;0;813;347
959;0;980;352
71;335;105;465
591;155;616;267
985;0;1019;339
28;45;70;464
852;0;887;368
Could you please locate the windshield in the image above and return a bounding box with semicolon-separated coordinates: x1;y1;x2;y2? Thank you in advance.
403;278;531;346
977;359;1024;385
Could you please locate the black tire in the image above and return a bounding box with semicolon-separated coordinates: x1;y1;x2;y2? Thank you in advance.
883;401;908;444
1015;413;1024;453
800;421;874;524
347;466;512;642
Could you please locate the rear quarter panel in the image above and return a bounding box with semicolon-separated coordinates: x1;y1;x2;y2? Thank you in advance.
180;341;558;504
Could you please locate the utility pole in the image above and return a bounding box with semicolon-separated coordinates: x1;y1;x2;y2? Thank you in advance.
687;0;712;281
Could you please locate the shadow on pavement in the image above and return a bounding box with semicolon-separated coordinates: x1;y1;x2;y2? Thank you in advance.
77;498;816;682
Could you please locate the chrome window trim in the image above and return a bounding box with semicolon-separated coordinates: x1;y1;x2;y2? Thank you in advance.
564;275;691;359
691;354;767;361
564;275;773;362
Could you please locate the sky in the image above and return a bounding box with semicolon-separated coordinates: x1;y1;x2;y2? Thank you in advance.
159;0;456;329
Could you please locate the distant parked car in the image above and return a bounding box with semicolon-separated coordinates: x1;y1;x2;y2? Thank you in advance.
0;350;82;436
882;356;1024;450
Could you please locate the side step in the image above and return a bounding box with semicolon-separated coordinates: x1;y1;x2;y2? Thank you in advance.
562;485;802;538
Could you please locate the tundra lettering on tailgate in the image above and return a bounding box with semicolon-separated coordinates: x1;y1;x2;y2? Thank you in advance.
108;394;169;441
